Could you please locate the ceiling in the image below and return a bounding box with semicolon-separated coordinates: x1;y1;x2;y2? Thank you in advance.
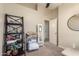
18;3;62;10
47;3;62;9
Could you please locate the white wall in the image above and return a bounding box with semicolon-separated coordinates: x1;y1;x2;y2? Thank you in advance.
0;4;4;56
58;4;79;49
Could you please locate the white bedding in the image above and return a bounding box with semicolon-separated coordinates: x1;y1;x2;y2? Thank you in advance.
28;42;39;51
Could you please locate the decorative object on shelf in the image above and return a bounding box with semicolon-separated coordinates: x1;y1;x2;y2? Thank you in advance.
7;35;15;41
67;14;79;31
3;14;24;56
7;25;22;33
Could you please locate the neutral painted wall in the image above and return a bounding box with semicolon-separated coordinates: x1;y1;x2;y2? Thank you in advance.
58;4;79;49
38;4;58;20
0;4;4;56
0;3;56;55
3;3;57;33
3;3;44;33
18;3;37;10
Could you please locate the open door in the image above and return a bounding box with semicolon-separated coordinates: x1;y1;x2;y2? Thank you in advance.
49;18;57;45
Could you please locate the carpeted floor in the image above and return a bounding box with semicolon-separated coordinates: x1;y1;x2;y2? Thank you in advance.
26;42;65;56
62;48;79;56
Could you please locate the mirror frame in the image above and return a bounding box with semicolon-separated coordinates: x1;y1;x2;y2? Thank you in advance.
67;14;79;31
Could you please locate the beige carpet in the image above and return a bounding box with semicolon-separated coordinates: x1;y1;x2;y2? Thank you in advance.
62;48;79;56
26;42;64;56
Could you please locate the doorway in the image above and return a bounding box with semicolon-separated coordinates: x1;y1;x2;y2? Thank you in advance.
44;18;58;46
44;20;49;42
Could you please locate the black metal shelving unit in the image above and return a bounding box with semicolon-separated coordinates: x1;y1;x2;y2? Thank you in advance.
3;14;24;56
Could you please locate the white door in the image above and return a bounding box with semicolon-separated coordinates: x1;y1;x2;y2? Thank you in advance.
49;18;57;45
37;24;44;46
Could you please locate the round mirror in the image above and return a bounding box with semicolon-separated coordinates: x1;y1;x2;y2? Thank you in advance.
67;14;79;31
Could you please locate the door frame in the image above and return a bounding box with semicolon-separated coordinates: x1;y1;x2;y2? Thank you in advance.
57;8;59;46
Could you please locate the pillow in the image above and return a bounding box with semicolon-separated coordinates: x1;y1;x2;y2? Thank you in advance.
28;39;37;43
